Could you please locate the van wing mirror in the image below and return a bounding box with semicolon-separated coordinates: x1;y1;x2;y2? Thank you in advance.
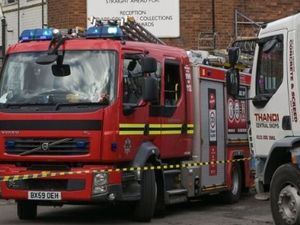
36;54;58;65
228;47;240;66
143;76;159;103
226;68;240;97
141;57;157;73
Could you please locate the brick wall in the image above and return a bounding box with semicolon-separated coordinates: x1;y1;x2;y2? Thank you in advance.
48;0;300;49
48;0;86;29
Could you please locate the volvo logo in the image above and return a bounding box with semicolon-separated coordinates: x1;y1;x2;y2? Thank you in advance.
41;142;49;151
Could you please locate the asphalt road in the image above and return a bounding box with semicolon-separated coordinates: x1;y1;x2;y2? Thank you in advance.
0;193;273;225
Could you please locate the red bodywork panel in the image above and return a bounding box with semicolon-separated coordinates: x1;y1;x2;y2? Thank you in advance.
0;38;252;203
1;39;193;164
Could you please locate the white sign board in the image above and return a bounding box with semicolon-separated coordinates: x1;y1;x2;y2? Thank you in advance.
87;0;180;38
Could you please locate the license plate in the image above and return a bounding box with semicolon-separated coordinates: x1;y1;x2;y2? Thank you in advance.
28;191;61;201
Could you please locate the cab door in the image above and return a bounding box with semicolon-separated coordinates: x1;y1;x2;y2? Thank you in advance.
158;58;188;158
250;30;293;157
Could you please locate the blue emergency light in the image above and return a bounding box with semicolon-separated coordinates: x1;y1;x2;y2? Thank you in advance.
19;28;53;42
86;26;123;39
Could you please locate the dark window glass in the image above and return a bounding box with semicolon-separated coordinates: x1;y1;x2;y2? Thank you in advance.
164;61;181;106
123;57;161;104
256;35;283;96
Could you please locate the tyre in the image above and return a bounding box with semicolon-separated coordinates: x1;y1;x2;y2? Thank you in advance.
270;164;300;225
221;163;242;204
133;169;157;222
17;200;37;220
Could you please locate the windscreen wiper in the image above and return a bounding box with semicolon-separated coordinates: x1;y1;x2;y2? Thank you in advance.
0;103;55;108
19;138;72;156
54;102;108;110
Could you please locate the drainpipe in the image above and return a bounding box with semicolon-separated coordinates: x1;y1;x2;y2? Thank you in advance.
42;0;44;28
0;3;6;59
212;0;216;49
17;0;20;38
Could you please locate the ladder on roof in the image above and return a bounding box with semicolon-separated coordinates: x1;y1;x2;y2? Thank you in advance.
120;17;165;45
89;16;165;45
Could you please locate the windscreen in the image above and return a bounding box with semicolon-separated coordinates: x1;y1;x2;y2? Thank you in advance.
0;51;117;105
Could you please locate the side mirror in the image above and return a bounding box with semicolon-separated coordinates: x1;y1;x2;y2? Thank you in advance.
141;57;157;73
36;54;58;65
226;68;240;97
228;47;240;66
143;76;159;103
52;64;71;77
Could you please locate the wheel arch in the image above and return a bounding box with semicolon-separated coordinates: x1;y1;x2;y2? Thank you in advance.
132;141;165;209
227;149;249;190
263;137;300;185
132;141;160;167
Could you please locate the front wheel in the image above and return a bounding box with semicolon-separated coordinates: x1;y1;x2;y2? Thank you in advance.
133;169;157;222
17;200;37;220
270;164;300;225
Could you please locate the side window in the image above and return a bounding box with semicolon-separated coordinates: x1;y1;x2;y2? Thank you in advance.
256;35;283;96
164;60;181;106
123;58;143;104
152;62;162;105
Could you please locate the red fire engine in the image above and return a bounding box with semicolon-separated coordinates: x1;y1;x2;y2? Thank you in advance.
0;17;252;222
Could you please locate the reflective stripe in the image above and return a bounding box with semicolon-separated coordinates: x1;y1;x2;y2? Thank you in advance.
161;124;182;128
149;131;161;135
119;123;145;128
119;123;195;135
149;124;161;128
119;130;144;135
161;130;182;135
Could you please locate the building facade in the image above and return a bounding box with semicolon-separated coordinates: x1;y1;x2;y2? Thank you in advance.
2;0;300;50
1;0;47;48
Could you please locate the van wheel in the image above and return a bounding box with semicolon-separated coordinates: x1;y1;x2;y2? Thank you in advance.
17;200;37;220
133;169;157;222
221;163;242;203
270;164;300;225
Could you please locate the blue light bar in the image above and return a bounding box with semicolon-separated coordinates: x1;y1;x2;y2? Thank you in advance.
19;28;53;42
34;28;53;40
19;29;35;41
86;25;123;39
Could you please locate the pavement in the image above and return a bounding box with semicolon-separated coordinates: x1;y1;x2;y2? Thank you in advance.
0;192;274;225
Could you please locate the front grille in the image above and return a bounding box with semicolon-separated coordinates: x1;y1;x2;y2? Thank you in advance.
6;179;85;191
5;138;89;155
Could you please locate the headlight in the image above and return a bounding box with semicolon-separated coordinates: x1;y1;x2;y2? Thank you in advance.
92;173;108;194
93;185;107;194
93;173;107;186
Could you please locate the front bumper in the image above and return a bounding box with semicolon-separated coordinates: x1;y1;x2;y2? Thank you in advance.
0;164;125;203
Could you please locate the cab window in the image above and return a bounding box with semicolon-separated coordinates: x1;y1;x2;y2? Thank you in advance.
122;57;143;104
164;60;181;106
256;35;283;96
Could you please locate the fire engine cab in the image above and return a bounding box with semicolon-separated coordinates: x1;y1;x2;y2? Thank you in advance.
0;17;252;222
